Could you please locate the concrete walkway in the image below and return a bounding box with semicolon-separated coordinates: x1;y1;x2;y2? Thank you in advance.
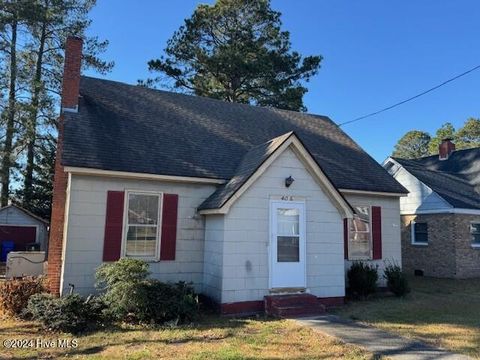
296;315;471;360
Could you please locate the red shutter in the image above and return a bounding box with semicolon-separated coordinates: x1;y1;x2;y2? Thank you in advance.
103;191;125;262
372;206;382;260
343;218;349;260
160;193;178;261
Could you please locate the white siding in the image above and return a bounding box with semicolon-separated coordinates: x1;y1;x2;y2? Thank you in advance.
63;155;403;302
343;193;402;286
61;174;217;295
0;206;48;250
391;166;451;214
203;215;224;302
219;147;345;303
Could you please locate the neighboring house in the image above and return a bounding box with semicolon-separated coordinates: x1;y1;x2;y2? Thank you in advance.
0;204;49;253
384;139;480;278
47;37;407;315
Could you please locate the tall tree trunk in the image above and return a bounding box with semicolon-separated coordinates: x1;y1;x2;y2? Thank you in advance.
1;14;18;207
24;15;47;206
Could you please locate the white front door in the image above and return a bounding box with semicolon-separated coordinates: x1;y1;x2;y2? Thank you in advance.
270;200;306;289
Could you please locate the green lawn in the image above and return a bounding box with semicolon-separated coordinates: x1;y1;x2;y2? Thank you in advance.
333;276;480;358
0;314;372;359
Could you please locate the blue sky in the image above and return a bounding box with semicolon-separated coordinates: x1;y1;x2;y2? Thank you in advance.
85;0;480;162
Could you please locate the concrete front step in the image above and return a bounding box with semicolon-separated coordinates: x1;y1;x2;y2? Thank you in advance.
265;293;326;318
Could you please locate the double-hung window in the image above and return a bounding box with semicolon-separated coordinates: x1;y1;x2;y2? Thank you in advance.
348;206;372;260
411;221;428;245
124;191;162;258
470;223;480;247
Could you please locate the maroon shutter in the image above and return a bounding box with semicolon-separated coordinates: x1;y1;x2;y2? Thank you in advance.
343;218;349;260
160;194;178;261
103;191;125;261
372;206;382;260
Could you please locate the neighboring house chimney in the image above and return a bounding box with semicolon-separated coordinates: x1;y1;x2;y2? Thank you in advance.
48;36;83;295
439;138;456;160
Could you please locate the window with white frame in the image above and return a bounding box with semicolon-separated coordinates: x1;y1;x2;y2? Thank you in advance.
124;192;162;258
411;221;428;245
348;205;372;260
470;223;480;246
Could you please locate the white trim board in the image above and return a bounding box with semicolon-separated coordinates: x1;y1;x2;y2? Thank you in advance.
59;172;72;296
339;188;407;197
64;166;227;185
402;208;480;216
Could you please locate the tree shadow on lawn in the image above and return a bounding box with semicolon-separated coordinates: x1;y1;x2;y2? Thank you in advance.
4;313;278;359
0;324;38;336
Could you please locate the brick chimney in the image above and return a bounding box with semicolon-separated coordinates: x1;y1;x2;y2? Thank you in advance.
439;138;455;160
48;36;83;295
61;36;82;112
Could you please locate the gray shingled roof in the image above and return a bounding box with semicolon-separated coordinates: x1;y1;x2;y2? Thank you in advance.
62;76;407;195
199;132;292;210
393;148;480;209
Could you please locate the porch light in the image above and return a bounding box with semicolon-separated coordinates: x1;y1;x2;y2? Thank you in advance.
285;176;294;188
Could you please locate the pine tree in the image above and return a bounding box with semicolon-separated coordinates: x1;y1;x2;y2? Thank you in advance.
143;0;322;111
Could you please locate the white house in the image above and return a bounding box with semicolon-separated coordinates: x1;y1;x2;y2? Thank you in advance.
48;37;407;315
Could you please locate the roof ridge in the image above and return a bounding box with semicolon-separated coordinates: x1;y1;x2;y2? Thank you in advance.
80;75;334;122
249;131;294;150
393;146;480;162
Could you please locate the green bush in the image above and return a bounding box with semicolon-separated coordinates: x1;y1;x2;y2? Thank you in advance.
121;280;198;324
383;260;410;297
96;259;198;324
0;277;45;317
96;258;150;289
347;261;378;298
25;293;107;333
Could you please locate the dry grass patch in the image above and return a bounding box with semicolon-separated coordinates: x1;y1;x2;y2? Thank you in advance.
0;314;373;359
334;276;480;358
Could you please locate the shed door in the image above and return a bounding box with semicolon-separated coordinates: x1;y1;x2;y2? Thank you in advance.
270;201;306;289
0;226;37;251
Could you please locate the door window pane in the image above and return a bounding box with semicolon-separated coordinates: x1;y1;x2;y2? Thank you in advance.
277;208;299;235
277;236;299;262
